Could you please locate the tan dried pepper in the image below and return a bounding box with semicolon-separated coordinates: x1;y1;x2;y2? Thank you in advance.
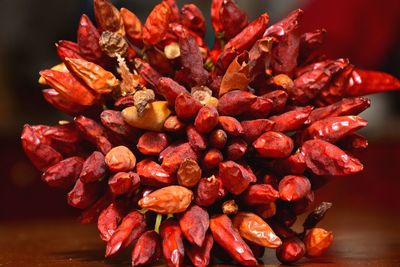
138;185;193;214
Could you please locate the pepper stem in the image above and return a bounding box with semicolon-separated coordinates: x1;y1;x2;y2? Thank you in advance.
154;213;163;233
138;208;148;214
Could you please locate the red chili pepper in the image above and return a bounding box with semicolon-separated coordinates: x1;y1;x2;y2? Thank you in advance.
79;151;107;183
345;69;400;96
131;230;161;266
181;4;206;37
220;0;249;41
270;106;313;132
241;184;280;206
105;211;147;257
187;232;214;267
160;219;185;267
67;178;102;209
301;139;363;176
178;204;209;247
210;214;257;266
143;2;171;45
77;14;104;64
41;157;82;188
136;159;175;187
97;202;125;241
302;115;368;143
219;161;256;195
39;70;98;106
56;40;83;62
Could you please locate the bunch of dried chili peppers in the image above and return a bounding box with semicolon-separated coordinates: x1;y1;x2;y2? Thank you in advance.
21;0;400;266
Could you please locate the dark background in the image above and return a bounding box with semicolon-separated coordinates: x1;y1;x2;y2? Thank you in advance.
0;0;399;224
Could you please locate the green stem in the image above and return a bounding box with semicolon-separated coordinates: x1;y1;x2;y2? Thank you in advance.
138;208;148;214
154;213;163;233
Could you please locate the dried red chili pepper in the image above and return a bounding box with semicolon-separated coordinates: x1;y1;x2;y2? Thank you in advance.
105;211;146;257
186;125;208;151
108;171;140;195
224;13;269;53
39;70;98;106
94;0;124;35
134;58;162;89
181;4;206;37
137;132;169;156
143;2;171;45
65;58;119;94
175;93;203;120
77;14;104;64
131;230;161;266
219;161;256;195
241;184;280;206
211;0;224;34
241;119;275;143
218;90;257;116
307;97;371;124
268;10;303;75
100;110;136;139
301;139;363;176
79;151;106;183
247;96;274;118
194;106;219;134
41;156;83;188
194;176;219;207
302;116;368;143
163;115;186;133
120;8;143;48
202;148;223;170
157;77;189;107
253;131;294;158
279;175;311;202
105;146;136;172
179;205;209;247
218;116;244;137
97;202;125;241
220;0;249;41
150;142;185;170
210;214;257;266
299;28;327;64
160;219;185;267
345;69;400;97
67;178;101;209
42;89;88;116
276;237;306;264
270;106;313;132
187;232;214;267
225;138;247;161
56;40;84;62
177;159;202;188
21;124;63;171
209;129;228;149
136;159;175;188
179;33;210;87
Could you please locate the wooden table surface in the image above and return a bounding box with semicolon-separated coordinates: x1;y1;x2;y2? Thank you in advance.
1;209;399;267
